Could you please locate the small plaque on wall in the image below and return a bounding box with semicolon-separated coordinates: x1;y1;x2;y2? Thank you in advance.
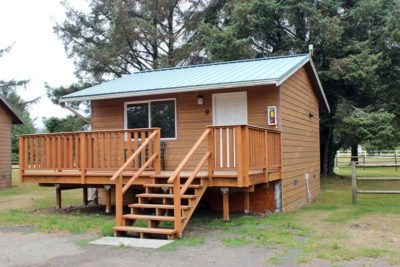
267;106;277;126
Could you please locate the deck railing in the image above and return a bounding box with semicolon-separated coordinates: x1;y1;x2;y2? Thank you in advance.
19;125;281;187
208;125;281;186
19;128;160;181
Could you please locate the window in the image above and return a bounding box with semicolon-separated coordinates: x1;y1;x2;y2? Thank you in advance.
125;99;176;139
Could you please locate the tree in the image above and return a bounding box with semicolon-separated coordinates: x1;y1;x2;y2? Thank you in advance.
52;0;400;176
0;46;37;162
48;0;210;114
195;0;400;176
54;0;208;79
43;115;88;133
333;99;399;160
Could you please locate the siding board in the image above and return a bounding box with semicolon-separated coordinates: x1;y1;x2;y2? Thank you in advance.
92;85;280;171
0;106;13;188
280;67;321;211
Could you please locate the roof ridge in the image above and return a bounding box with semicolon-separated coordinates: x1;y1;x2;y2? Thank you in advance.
136;54;309;75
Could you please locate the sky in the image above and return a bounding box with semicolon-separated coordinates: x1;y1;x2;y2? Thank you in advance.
0;0;89;129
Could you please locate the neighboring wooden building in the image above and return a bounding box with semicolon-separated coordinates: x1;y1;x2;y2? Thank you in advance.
0;96;24;189
19;54;329;239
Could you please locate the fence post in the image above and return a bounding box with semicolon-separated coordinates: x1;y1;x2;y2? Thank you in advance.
363;151;366;171
334;152;338;169
395;151;398;172
351;161;357;204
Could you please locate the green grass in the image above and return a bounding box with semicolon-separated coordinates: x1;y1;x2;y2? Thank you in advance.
0;208;115;236
0;170;114;236
1;167;400;264
188;170;400;264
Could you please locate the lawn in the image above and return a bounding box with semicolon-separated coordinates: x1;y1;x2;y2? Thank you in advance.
1;168;400;264
0;170;115;236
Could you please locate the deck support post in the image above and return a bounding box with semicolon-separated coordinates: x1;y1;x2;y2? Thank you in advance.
244;191;250;214
55;184;62;209
83;187;88;206
105;185;112;214
221;188;230;221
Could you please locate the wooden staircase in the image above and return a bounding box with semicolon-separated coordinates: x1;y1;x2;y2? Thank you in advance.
114;173;209;239
111;128;213;239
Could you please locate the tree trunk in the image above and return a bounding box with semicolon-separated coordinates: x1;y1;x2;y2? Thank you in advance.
321;128;332;177
351;144;358;162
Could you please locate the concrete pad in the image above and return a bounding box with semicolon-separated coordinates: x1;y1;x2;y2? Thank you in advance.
89;236;174;248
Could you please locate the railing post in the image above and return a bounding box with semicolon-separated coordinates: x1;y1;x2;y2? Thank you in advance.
173;175;182;238
115;175;123;227
80;133;87;184
18;136;24;183
235;126;244;187
154;129;161;174
208;128;214;178
242;126;250;187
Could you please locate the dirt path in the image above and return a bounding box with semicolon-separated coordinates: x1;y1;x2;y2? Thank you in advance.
0;226;392;267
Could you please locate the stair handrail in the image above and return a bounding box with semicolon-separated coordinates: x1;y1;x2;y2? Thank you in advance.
167;128;211;184
110;129;160;181
110;128;161;227
167;128;212;237
180;151;211;195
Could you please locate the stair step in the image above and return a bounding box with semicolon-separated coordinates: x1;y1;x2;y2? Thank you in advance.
114;226;176;235
143;184;202;189
129;203;191;210
123;214;185;221
137;193;197;199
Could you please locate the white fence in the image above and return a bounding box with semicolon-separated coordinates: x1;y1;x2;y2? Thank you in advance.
335;150;400;170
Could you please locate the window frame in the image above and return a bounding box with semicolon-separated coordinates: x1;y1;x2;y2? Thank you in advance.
124;98;177;141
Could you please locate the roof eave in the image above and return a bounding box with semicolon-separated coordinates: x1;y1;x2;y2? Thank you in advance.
60;79;278;103
277;55;330;113
0;96;24;124
307;59;330;112
276;55;310;86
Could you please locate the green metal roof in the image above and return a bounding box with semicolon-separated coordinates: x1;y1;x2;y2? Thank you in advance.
61;54;329;111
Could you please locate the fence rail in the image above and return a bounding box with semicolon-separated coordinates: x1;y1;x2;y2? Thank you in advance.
351;161;400;204
336;151;400;171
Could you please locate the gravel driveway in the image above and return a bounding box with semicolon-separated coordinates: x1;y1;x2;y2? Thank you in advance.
0;226;391;267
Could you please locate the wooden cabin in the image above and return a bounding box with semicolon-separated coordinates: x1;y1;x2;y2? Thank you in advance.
0;96;24;189
19;54;329;239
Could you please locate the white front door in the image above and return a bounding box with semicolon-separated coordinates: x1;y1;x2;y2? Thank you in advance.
213;91;248;125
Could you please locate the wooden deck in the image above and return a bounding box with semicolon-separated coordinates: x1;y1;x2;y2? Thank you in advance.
19;125;282;239
22;169;280;187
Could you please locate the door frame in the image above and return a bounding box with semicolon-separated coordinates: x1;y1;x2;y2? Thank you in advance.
212;91;248;125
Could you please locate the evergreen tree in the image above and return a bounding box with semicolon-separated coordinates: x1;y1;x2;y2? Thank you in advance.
43;115;88;133
0;46;37;162
195;0;400;175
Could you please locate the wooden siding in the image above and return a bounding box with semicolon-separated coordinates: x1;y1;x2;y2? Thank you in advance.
0;104;13;188
91;85;279;171
280;67;320;211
